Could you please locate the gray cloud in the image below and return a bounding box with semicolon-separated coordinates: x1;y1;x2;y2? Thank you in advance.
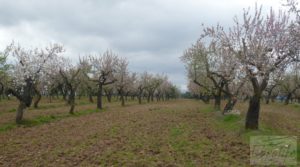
0;0;282;91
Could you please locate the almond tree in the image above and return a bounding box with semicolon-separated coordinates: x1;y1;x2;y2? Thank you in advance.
208;6;296;129
187;80;210;103
124;73;137;101
87;50;119;109
103;84;115;103
136;72;148;104
0;49;10;100
6;43;63;123
279;63;300;104
263;71;283;104
78;57;96;103
114;58;129;106
182;39;246;112
144;74;163;102
114;58;136;106
59;62;82;114
182;41;224;110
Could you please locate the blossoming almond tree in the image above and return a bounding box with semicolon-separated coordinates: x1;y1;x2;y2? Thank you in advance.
87;50;119;109
6;43;64;123
114;58;130;106
59;61;82;114
209;6;297;129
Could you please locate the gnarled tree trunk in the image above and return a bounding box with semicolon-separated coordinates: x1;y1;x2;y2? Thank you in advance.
285;93;292;105
16;102;27;124
33;89;42;108
245;95;260;130
223;97;237;114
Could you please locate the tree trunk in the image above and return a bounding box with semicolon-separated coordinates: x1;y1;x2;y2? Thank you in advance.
97;84;103;109
16;102;27;124
213;86;222;111
69;91;75;114
89;94;94;103
223;97;237;114
245;95;260;130
69;104;75;114
214;95;221;111
107;94;112;103
265;91;271;104
34;91;42;108
138;89;143;104
285;93;292;105
121;92;125;106
138;96;142;104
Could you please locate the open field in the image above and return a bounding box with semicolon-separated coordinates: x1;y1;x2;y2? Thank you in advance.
0;98;299;166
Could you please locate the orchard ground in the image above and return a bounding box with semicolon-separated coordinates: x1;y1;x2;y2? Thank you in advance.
0;98;299;166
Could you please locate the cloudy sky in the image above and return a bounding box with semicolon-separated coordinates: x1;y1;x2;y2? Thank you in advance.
0;0;284;91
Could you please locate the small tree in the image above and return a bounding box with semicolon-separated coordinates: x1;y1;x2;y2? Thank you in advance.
59;63;82;114
114;58;131;106
136;72;149;104
88;50;119;109
279;63;300;104
0;49;10;100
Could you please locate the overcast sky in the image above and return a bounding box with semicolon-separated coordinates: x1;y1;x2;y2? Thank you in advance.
0;0;284;91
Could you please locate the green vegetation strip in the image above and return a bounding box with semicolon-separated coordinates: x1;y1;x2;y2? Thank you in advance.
0;108;104;133
0;101;93;115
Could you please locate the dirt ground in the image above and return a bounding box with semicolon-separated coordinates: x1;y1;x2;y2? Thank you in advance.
0;98;299;166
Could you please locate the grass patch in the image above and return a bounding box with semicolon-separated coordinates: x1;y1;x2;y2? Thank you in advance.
78;101;91;105
214;114;279;141
0;108;103;133
108;125;120;137
292;103;300;110
214;114;243;131
0;123;16;132
297;144;300;162
197;106;214;113
223;114;240;122
239;123;283;144
30;104;63;110
8;108;16;113
75;108;104;116
169;124;192;152
19;115;59;127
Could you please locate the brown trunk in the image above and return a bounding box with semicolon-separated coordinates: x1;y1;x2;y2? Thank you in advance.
285;93;292;105
213;86;222;111
68;89;76;114
245;95;260;130
89;94;94;103
214;95;221;111
121;94;125;106
107;94;112;103
223;97;237;114
16;102;26;124
97;84;103;109
69;104;75;114
34;92;42;108
138;95;142;104
265;91;271;104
